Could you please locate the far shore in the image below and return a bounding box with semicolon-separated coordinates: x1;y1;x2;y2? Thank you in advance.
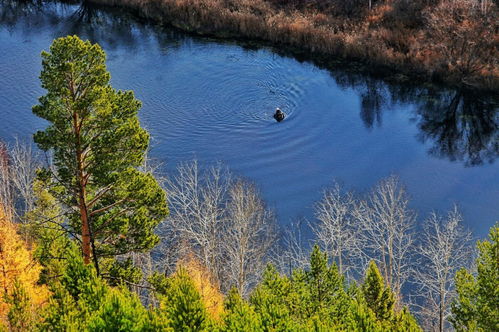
85;0;498;92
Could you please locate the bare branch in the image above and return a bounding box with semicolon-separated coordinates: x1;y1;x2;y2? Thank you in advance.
412;206;474;332
352;175;416;302
311;182;363;278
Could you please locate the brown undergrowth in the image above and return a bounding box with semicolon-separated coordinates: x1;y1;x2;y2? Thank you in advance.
87;0;498;90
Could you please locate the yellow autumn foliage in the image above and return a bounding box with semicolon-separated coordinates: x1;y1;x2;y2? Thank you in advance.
176;255;224;320
0;204;50;326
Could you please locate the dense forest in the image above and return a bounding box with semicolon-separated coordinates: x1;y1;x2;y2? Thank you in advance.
86;0;498;91
0;35;497;331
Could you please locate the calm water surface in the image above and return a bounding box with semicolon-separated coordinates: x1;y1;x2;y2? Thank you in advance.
0;1;497;237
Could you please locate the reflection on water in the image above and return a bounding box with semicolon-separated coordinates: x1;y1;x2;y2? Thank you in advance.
344;73;498;166
0;0;497;236
415;90;498;166
66;2;156;50
359;78;386;130
0;0;184;50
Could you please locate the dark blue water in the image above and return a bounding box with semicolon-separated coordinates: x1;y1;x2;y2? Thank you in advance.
0;1;497;237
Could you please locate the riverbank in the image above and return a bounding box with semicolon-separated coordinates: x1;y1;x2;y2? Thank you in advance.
86;0;498;92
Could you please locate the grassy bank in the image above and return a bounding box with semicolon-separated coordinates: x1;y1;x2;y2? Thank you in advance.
86;0;498;91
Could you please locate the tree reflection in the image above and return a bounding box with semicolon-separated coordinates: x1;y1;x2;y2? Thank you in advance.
360;78;386;129
332;72;388;129
334;66;498;166
0;0;183;51
0;0;59;28
415;89;498;166
65;2;140;49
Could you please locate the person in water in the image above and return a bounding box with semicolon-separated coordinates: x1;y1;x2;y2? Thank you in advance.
273;108;285;122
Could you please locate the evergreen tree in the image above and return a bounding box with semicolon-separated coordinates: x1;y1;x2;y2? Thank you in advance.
243;247;423;331
23;179;71;284
248;250;400;331
346;299;383;332
287;268;312;321
40;247;108;330
293;245;352;329
159;268;209;332
60;247;108;310
87;288;148;332
143;309;172;332
306;245;344;313
6;281;35;332
250;265;298;331
362;261;421;331
40;245;165;331
392;308;422;332
451;223;499;331
32;35;168;273
362;261;395;322
107;258;143;287
39;285;83;331
222;288;262;332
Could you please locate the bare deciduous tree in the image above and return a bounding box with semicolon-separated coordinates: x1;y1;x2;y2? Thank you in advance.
138;152;181;276
164;160;231;274
412;207;474;332
0;141;13;220
162;161;277;295
276;218;311;275
312;182;362;276
353;175;416;300
223;179;276;296
9;139;40;218
0;139;41;221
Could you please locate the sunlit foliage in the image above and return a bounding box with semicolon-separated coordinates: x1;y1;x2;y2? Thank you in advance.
0;205;49;330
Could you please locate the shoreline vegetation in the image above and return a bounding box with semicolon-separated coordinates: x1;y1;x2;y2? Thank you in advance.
85;0;498;92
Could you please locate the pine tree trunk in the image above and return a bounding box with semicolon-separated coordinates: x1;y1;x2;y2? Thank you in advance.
79;188;91;265
73;108;92;265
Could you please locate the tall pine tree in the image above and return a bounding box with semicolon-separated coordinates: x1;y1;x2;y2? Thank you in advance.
32;35;168;273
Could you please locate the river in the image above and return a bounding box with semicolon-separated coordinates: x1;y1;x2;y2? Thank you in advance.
0;1;497;237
